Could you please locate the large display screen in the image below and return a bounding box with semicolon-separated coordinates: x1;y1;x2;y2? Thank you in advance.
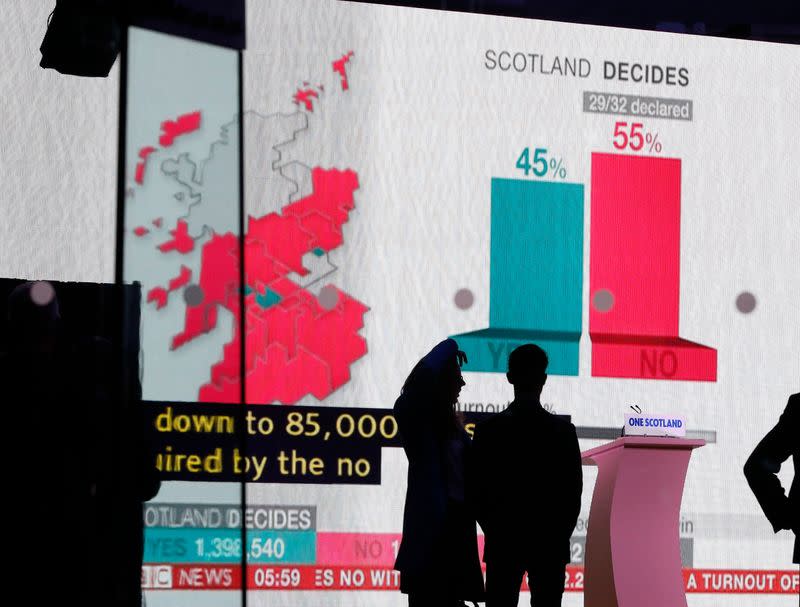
120;1;799;605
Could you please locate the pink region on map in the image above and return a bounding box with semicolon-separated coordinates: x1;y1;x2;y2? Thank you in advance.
293;89;319;112
132;112;201;188
171;233;239;350
159;111;201;147
146;265;194;310
157;220;195;254
169;168;367;404
168;265;192;291
134;226;149;237
134;146;157;185
332;51;354;91
147;287;168;310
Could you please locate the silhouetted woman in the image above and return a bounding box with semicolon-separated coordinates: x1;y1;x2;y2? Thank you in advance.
393;339;485;607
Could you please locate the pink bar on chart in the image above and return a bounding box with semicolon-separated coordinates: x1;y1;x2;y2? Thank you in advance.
316;532;401;566
590;153;681;337
589;153;716;381
317;532;488;569
591;335;717;381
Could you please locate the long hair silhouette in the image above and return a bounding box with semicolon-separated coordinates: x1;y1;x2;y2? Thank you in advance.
402;357;463;438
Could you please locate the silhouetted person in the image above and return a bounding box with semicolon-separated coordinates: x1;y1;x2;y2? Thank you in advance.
2;281;159;606
470;344;582;607
744;393;798;564
74;335;160;607
394;339;485;606
3;281;78;603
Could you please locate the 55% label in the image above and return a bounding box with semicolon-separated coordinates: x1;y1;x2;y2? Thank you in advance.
612;121;662;153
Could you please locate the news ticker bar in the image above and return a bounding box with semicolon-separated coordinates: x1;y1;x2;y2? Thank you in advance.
144;528;316;564
147;403;719;446
144;528;693;568
141;564;799;594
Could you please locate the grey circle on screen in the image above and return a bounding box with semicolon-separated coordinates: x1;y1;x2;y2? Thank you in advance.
318;286;339;310
454;288;474;310
30;281;56;306
592;289;615;313
184;284;204;307
736;291;757;314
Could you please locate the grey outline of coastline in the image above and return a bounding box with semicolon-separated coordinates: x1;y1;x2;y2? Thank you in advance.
245;110;313;212
124;139;231;402
279;159;314;203
160;131;238;239
159;110;312;239
153;102;367;400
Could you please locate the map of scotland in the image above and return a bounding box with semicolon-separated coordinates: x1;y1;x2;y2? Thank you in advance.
126;52;367;404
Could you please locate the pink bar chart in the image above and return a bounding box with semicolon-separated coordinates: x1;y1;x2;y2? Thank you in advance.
589;153;717;381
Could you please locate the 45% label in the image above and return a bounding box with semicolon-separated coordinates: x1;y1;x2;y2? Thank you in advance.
515;148;567;179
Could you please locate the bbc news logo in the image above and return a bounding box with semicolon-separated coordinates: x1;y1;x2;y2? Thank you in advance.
142;565;173;589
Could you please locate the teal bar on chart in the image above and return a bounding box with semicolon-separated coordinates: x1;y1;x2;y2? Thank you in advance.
143;528;317;564
452;178;584;375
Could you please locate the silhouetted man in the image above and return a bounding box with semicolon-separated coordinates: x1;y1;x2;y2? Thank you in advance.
470;344;582;607
744;393;798;564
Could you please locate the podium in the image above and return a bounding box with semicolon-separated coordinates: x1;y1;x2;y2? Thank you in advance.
581;437;705;607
